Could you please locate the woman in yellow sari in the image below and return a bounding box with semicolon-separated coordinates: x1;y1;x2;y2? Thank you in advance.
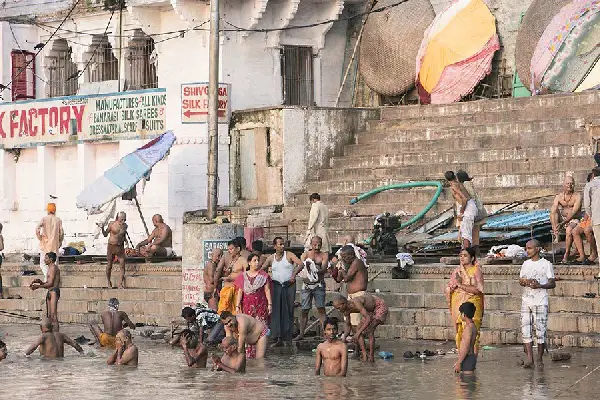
445;247;484;353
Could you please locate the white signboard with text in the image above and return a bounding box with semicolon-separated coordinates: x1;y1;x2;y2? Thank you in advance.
181;82;230;124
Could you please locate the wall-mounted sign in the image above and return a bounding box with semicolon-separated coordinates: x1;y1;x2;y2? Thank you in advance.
181;82;230;124
0;88;167;148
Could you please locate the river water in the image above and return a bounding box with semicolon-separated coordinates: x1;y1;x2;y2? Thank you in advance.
0;323;599;400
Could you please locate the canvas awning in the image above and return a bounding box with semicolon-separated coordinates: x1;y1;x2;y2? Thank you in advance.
76;131;176;214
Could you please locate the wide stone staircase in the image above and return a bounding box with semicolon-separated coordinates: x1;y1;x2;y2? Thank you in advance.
278;91;600;246
0;262;182;327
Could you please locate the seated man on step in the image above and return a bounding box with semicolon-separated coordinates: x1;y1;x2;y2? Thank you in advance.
136;214;174;257
550;176;582;263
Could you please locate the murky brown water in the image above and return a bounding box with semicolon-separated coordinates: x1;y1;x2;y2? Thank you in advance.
0;323;599;399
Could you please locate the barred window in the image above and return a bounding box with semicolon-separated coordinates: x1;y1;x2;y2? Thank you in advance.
86;34;118;83
46;39;78;98
11;50;36;101
126;29;158;90
281;46;314;106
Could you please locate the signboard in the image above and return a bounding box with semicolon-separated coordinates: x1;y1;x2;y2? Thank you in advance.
181;82;230;124
181;239;229;307
202;239;230;267
182;267;203;307
0;88;167;149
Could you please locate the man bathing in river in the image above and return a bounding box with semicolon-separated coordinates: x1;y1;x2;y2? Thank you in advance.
89;298;136;348
332;294;388;362
331;245;368;340
30;252;61;332
315;318;347;377
0;340;7;361
212;337;245;373
136;214;173;257
204;248;223;310
221;312;269;359
107;329;138;366
181;329;208;368
99;211;128;288
25;319;84;358
454;302;478;375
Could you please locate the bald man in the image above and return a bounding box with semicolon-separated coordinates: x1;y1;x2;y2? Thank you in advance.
550;176;582;259
519;240;555;369
212;336;245;373
99;211;128;288
107;329;138;366
136;214;173;257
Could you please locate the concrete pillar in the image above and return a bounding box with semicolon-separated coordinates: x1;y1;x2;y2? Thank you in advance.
36;146;57;207
181;218;242;307
0;150;17;218
77;143;96;191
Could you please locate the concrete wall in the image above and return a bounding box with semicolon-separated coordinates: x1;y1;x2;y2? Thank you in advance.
230;106;380;206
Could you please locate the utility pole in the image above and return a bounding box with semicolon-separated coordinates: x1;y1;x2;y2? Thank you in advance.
207;0;220;220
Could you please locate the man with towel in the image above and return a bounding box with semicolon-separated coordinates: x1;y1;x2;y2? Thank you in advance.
35;202;64;280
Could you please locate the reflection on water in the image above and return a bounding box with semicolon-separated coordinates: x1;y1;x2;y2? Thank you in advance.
1;324;600;399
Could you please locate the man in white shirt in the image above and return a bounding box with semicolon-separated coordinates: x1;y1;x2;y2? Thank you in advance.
519;239;556;369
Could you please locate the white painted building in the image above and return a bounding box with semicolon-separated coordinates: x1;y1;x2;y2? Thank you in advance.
0;0;365;254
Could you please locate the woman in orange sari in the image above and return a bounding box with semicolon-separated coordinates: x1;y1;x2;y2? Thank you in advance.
445;247;484;353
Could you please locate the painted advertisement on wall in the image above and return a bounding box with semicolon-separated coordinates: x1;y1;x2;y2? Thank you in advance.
0;88;166;149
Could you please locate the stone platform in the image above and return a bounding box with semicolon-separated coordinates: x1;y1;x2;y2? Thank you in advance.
3;260;600;348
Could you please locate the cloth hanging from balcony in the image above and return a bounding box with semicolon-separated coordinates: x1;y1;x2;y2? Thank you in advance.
416;0;498;104
76;131;176;214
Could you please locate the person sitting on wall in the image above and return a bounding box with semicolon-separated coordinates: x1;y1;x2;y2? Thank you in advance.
136;214;174;257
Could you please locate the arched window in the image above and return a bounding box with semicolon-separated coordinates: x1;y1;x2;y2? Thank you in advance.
46;39;78;98
85;34;118;83
126;29;158;90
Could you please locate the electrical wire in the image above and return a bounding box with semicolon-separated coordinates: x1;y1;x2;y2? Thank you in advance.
0;0;82;96
67;8;115;82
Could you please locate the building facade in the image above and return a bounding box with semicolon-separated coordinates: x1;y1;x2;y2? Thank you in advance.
0;0;364;254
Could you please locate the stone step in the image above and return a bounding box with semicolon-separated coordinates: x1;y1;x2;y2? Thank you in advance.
375;292;600;314
368;278;600;298
379;91;600;120
384;308;600;334
289;185;558;208
367;103;600;131
355;118;586;145
3;275;182;290
323;154;594;181
0;311;174;327
306;171;583;195
0;298;182;316
3;286;181;303
376;324;600;347
346;130;588;156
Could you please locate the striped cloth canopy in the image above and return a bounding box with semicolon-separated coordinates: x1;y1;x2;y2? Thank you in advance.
76;131;176;214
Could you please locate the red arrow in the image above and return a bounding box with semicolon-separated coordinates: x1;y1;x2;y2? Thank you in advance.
183;109;226;118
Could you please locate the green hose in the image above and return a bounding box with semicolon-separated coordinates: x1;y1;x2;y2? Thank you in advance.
350;181;444;230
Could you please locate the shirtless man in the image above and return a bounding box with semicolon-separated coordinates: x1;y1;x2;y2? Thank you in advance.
204;248;223;310
25;319;84;358
214;239;247;315
454;302;478;375
220;312;269;359
181;329;208;368
136;214;173;257
107;329;138;366
315;318;348;377
550;176;583;263
445;171;477;249
331;245;368;338
296;236;329;340
89;298;135;348
212;336;246;373
99;211;128;288
30;252;61;332
332;294;388;362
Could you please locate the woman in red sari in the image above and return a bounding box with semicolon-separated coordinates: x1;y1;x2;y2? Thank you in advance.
235;253;272;325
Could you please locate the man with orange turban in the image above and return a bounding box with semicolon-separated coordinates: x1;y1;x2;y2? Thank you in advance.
35;202;64;279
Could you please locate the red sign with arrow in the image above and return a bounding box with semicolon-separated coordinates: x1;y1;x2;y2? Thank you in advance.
181;83;230;124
